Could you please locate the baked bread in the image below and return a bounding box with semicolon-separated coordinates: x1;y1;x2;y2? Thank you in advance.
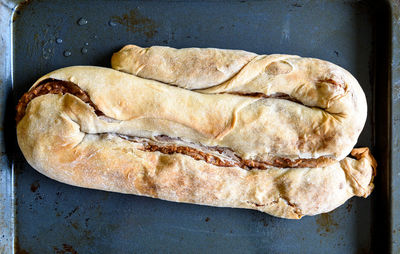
16;65;376;219
112;45;368;163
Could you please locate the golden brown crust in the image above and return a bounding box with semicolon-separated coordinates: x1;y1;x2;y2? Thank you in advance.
21;66;364;164
16;45;374;219
342;148;376;197
15;78;103;123
112;46;368;162
111;45;257;89
16;79;335;169
17;93;375;219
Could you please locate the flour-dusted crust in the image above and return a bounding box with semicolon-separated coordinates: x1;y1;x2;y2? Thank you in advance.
17;93;375;219
112;45;368;161
111;45;258;89
24;66;363;163
16;45;374;219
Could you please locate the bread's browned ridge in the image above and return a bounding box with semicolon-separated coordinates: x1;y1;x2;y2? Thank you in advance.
14;61;377;219
16;79;335;169
15;78;104;123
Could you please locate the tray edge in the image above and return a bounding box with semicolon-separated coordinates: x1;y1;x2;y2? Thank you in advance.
389;0;400;253
0;0;22;253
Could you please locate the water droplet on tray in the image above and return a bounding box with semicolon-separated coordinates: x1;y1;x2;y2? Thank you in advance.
42;40;54;59
84;42;89;46
63;50;72;57
108;20;117;27
81;48;88;54
56;38;63;44
42;49;52;59
77;17;88;26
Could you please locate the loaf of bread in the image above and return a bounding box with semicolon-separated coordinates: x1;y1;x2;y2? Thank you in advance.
15;46;376;219
112;45;368;163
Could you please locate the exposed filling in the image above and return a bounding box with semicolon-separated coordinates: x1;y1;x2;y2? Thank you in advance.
226;92;303;104
16;79;334;169
15;79;104;123
118;134;334;169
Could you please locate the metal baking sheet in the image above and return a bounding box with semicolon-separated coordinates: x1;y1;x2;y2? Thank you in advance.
0;0;398;253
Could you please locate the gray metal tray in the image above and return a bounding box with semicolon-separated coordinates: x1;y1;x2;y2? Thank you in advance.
0;0;398;253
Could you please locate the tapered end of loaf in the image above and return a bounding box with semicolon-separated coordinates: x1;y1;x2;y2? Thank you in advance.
342;147;377;198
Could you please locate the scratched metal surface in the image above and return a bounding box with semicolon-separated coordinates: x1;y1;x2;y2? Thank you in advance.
390;1;400;253
0;0;395;253
0;1;18;253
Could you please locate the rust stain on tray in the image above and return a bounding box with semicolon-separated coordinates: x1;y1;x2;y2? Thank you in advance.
346;199;353;213
30;181;39;192
316;212;338;234
15;249;30;254
70;222;79;230
64;206;79;219
53;243;78;254
111;9;158;38
12;0;34;22
14;235;30;254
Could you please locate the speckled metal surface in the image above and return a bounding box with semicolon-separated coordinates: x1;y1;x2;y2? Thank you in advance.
0;1;18;253
0;0;396;253
390;1;400;253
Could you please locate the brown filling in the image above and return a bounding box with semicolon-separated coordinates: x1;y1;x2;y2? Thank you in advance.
119;134;334;169
226;92;303;104
319;78;346;91
16;79;334;169
15;78;104;123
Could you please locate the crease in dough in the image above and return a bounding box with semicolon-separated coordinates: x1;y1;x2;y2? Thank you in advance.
17;93;376;219
111;45;258;89
22;66;363;163
20;93;334;169
14;46;376;219
111;45;368;162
